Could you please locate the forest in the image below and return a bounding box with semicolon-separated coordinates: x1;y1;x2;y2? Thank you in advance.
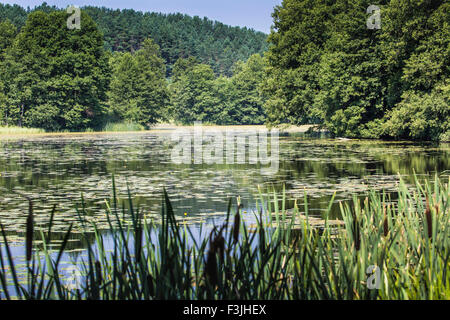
0;1;448;140
264;0;449;141
0;2;268;76
0;3;267;130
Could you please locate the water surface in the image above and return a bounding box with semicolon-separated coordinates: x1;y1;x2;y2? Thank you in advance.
0;131;448;234
0;130;449;296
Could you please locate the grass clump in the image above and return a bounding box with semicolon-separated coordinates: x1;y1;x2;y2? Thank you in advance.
102;122;145;132
0;126;45;134
0;175;448;300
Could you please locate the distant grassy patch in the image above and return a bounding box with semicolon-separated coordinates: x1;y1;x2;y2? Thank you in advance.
102;121;145;132
0;126;45;134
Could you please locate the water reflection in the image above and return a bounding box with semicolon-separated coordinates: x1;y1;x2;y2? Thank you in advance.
0;132;449;297
0;132;448;240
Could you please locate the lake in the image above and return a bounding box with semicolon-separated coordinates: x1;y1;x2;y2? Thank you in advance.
0;128;449;296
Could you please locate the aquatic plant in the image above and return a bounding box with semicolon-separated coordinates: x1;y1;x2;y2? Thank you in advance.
102;122;145;132
0;175;448;300
0;126;45;135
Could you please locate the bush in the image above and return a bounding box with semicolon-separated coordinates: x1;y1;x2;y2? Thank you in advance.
382;82;449;141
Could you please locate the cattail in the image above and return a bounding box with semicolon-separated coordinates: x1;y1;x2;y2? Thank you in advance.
135;220;142;264
122;261;129;275
26;198;34;262
225;254;233;283
205;227;226;287
205;251;217;286
383;204;389;237
259;209;266;249
232;206;241;244
205;243;218;287
354;223;360;251
213;226;226;263
352;212;360;251
425;196;432;239
95;261;103;285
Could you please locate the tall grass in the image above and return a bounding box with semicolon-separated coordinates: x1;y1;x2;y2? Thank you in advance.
102;122;144;132
0;175;448;300
0;126;45;134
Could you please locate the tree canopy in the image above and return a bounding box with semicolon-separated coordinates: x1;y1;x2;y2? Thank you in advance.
0;2;268;77
0;10;110;131
169;54;266;125
263;0;449;141
0;6;269;130
108;39;169;126
0;1;447;141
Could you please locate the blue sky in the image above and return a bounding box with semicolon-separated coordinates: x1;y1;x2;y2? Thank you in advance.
0;0;282;33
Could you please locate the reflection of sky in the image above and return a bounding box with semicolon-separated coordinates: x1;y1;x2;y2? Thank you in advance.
1;0;282;33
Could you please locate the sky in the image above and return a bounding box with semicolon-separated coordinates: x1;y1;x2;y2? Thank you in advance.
0;0;282;33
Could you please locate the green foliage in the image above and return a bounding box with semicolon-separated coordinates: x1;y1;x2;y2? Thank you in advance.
169;55;267;125
1;2;447;138
0;125;44;134
0;3;27;27
0;3;268;77
0;4;269;130
264;0;449;141
328;106;366;138
0;176;448;299
227;54;267;125
382;81;450;141
108;39;169;127
170;60;217;124
1;10;110;131
102;121;144;132
0;19;16;57
0;20;17;125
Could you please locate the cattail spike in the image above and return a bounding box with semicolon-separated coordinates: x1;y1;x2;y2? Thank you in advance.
425;196;432;239
205;230;218;287
232;210;241;244
26;198;34;262
95;261;102;285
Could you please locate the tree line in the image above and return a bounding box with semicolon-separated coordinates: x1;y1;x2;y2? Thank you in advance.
0;2;268;76
263;0;449;141
0;1;448;141
0;9;266;131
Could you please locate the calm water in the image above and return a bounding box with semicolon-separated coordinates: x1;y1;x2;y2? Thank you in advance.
0;130;449;295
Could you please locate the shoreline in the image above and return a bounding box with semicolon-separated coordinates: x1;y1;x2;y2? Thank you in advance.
1;125;448;143
0;124;316;138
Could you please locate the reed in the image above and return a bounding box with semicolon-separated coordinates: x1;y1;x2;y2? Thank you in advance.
0;126;45;134
0;175;448;300
102;121;144;132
